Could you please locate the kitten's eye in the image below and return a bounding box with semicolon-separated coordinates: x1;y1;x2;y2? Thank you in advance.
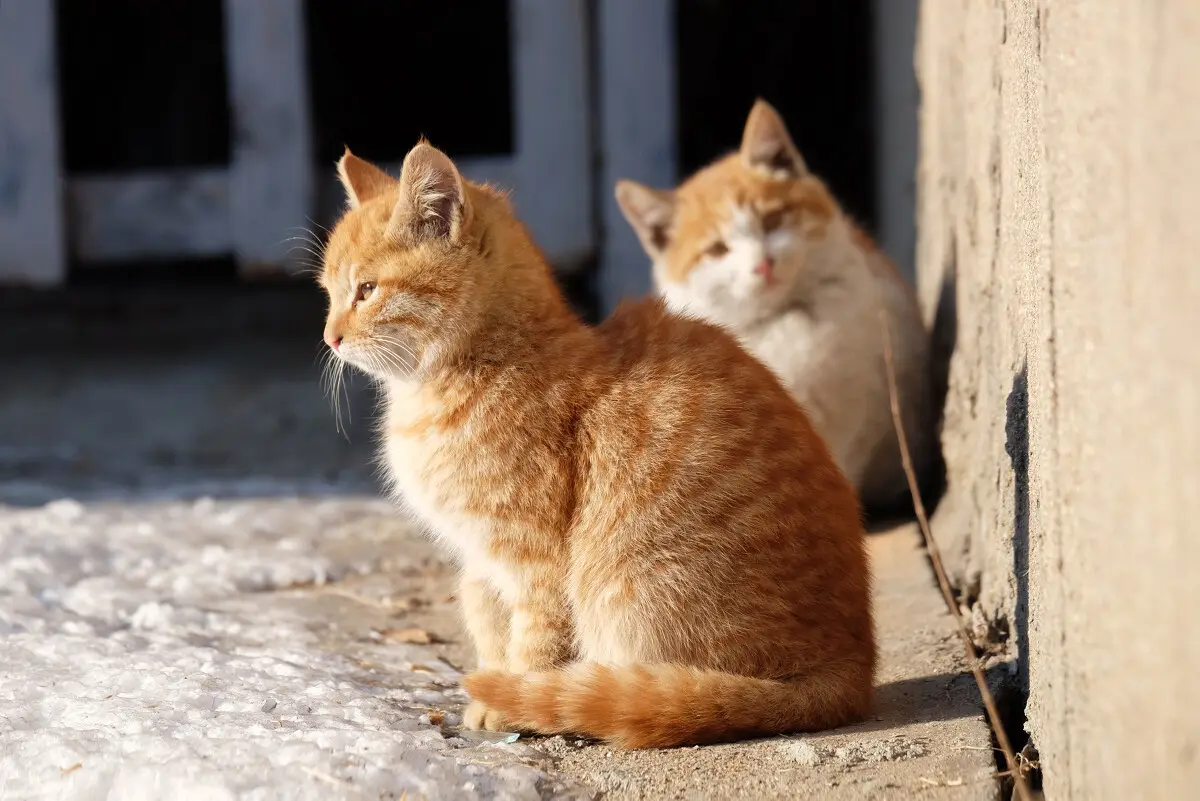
761;209;787;233
705;241;729;258
355;282;376;303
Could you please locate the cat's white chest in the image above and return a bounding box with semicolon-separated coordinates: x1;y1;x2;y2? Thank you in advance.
743;310;825;385
380;419;521;600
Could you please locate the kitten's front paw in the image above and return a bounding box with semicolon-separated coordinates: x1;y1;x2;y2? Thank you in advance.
463;699;511;732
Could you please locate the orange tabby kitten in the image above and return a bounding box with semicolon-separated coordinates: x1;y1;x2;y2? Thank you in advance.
616;100;935;513
319;139;875;748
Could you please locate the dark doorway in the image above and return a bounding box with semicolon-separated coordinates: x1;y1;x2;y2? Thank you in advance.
675;0;877;229
304;0;514;165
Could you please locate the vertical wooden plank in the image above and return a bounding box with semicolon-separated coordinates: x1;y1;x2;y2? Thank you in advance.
596;0;677;313
509;0;593;270
224;0;313;277
873;0;920;286
0;0;66;286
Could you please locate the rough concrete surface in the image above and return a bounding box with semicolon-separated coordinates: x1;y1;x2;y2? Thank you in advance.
916;1;1200;798
0;290;994;798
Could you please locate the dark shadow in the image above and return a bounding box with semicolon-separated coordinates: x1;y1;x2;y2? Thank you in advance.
859;232;957;530
923;229;958;518
833;671;986;736
57;0;231;172
1003;360;1031;721
929;233;958;439
304;0;514;164
1004;362;1030;695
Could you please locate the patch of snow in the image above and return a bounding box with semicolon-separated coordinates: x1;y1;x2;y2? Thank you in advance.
0;497;587;801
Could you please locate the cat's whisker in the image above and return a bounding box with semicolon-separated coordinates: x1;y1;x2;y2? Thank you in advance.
280;233;326;251
318;348;352;439
375;348;412;374
376;347;419;374
363;347;403;377
305;216;333;238
376;343;419;365
337;364;352;439
282;242;326;263
279;229;329;274
371;335;421;363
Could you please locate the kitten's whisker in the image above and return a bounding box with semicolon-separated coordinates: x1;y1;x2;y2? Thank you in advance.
318;348;351;439
375;348;410;374
283;243;325;261
306;216;333;237
371;336;421;365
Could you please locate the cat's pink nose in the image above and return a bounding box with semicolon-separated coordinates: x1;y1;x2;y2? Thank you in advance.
753;258;776;282
326;334;342;350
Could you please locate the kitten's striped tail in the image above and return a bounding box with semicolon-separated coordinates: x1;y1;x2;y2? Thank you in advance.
462;661;872;749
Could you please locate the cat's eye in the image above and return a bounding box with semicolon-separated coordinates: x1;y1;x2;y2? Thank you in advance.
705;241;730;258
761;208;787;233
355;282;376;304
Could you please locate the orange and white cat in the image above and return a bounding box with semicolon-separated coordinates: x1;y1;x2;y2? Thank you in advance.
616;100;934;513
319;139;875;748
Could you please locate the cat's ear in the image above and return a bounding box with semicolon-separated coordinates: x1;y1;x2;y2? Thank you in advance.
336;148;396;209
615;180;676;258
740;99;807;179
390;141;469;245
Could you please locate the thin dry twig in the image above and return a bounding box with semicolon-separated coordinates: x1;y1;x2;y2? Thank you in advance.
879;310;1033;801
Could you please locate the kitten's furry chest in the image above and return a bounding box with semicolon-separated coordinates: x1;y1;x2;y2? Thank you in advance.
381;432;523;601
740;294;887;483
378;383;511;584
742;308;827;384
379;376;571;602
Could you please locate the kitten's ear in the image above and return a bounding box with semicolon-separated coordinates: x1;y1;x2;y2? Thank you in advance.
337;148;396;209
740;99;808;179
390;141;468;245
614;180;676;258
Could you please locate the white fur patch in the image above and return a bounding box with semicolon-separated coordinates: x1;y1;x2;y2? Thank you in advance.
381;428;521;603
661;204;801;329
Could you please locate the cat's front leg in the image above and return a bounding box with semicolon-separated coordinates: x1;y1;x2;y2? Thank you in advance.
459;573;509;668
458;573;512;731
507;576;575;672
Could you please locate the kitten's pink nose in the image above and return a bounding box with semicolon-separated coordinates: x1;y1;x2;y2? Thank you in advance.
753;258;776;283
325;334;342;350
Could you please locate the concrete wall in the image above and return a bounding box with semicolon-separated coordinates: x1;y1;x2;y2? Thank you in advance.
915;1;1200;798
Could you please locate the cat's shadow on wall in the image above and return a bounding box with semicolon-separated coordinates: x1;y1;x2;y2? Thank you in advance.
923;230;958;517
868;230;957;530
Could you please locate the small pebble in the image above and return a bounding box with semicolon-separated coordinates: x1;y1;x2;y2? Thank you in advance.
261;698;277;713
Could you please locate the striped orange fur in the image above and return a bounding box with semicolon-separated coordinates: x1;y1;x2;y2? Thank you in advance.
319;140;875;749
